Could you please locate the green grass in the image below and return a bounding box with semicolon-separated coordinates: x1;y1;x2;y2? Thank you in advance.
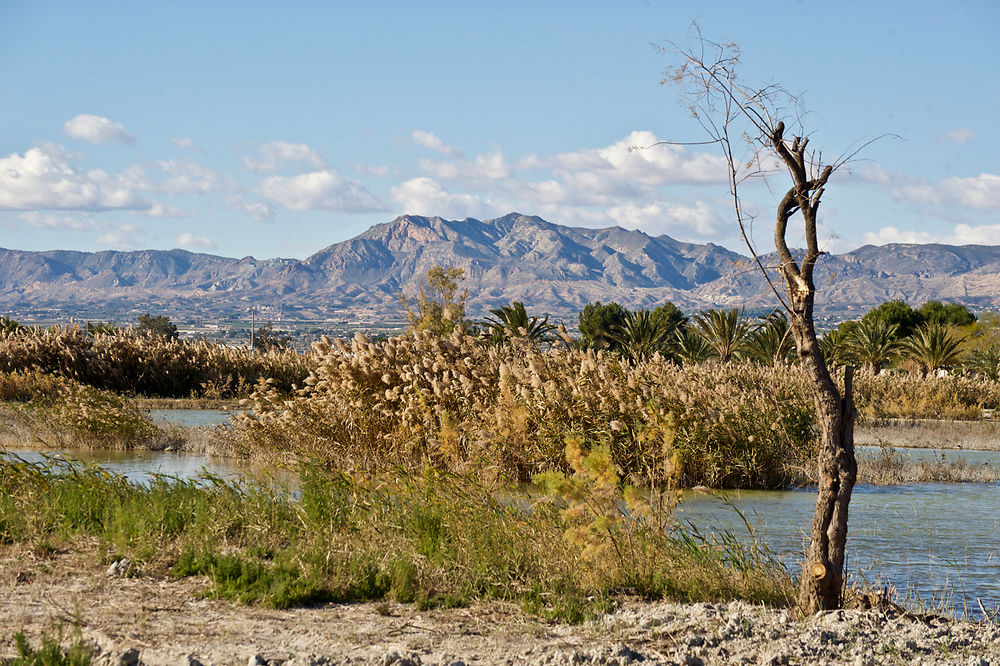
9;631;92;666
0;455;795;623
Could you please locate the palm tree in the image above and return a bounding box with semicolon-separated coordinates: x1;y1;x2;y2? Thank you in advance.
745;311;795;366
690;308;758;363
967;346;1000;381
818;328;853;368
901;322;966;375
847;318;902;372
481;301;557;346
671;327;714;365
608;309;675;361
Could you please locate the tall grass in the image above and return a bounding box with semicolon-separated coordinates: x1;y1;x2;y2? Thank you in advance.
0;455;795;620
230;330;818;489
0;325;312;398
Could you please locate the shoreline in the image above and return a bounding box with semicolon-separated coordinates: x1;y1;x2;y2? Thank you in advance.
856;418;1000;451
3;541;998;665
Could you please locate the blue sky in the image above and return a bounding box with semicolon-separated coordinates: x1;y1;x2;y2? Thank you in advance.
1;1;997;259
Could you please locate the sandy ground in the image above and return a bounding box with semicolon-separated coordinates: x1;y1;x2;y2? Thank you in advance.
3;541;1000;665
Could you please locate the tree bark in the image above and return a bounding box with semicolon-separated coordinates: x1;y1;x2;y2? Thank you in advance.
788;292;857;612
769;121;858;612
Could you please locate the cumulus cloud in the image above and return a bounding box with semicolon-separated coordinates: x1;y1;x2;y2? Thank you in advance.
19;211;95;231
389;177;493;219
97;223;143;248
62;115;136;145
412;131;465;160
245;141;326;173
534;131;728;186
0;145;150;211
939;173;1000;209
171;137;205;153
228;196;274;223
175;232;217;251
154;159;233;194
145;201;189;217
862;223;1000;246
258;169;385;213
936;127;976;144
607;201;722;237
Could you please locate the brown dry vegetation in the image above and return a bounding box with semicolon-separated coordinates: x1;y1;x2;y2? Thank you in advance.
230;330;818;489
0;325;311;398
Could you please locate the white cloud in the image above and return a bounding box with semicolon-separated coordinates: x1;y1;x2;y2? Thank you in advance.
171;137;205;153
175;232;217;251
412;131;465;160
154;159;233;194
540;131;728;186
389;177;493;219
607;201;721;237
62;114;136;145
97;223;143;249
244;141;326;173
936;127;975;144
145;201;190;217
939;173;1000;209
19;211;96;231
258;169;385;213
862;223;1000;246
228;196;274;222
0;145;150;211
355;164;396;178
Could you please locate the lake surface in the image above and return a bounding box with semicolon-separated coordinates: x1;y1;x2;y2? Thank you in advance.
858;445;1000;467
147;408;239;428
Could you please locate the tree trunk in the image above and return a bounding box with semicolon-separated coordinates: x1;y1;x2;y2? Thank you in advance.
789;296;857;612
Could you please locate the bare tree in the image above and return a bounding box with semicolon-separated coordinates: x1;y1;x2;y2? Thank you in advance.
662;32;866;612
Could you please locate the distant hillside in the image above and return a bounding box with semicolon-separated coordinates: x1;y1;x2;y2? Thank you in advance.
2;213;999;322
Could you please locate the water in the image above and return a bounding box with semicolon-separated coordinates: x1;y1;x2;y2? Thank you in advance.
147;408;239;428
678;483;1000;615
5;448;248;484
858;445;1000;467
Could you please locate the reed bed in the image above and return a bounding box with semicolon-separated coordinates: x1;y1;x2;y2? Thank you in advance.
231;330;818;489
857;445;1000;485
0;455;795;620
854;369;1000;421
0;325;312;398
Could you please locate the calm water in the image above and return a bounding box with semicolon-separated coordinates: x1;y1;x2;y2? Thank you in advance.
678;483;1000;616
147;408;239;428
3;409;999;617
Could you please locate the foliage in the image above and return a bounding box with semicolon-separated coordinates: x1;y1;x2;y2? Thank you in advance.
818;328;852;368
899;322;966;375
651;302;687;333
481;301;556;346
0;457;795;620
861;300;922;340
967;346;1000;382
846;318;903;372
252;323;293;351
608;309;675;361
672;327;714;365
917;300;976;328
0;324;310;398
135;313;178;340
10;629;92;666
577;301;628;352
84;321;118;336
2;316;26;334
745;311;794;366
400;266;469;335
690;308;758;363
230;330;817;489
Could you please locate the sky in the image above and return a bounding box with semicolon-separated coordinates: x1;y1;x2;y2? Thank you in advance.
1;1;998;260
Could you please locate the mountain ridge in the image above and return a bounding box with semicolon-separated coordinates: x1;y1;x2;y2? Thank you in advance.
2;213;999;321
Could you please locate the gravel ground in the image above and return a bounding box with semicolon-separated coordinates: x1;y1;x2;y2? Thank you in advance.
3;543;999;665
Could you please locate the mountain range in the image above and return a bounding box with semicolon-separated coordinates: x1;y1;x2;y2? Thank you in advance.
2;212;999;322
